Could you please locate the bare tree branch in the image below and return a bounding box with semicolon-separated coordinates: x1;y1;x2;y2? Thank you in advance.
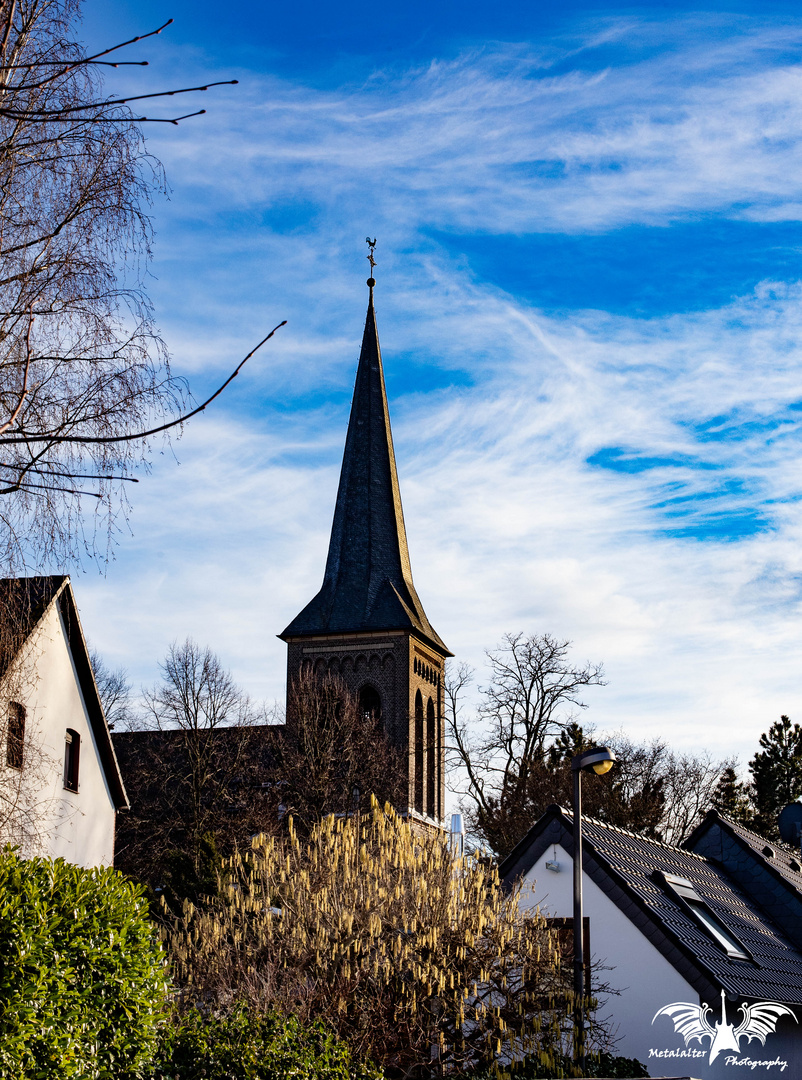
0;1;258;571
0;321;287;445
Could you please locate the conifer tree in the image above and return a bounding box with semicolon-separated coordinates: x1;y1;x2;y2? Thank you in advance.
749;716;802;840
712;766;753;826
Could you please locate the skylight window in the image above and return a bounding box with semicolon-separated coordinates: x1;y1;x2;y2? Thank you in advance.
659;872;750;961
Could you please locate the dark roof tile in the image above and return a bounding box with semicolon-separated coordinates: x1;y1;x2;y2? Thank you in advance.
280;289;449;656
501;806;802;1004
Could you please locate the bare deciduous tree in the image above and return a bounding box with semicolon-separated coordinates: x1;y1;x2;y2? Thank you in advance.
0;0;280;572
446;633;605;857
113;639;272;892
89;649;134;731
632;740;731;846
270;667;405;834
447;634;733;857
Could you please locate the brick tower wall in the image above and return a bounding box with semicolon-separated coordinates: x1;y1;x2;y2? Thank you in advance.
285;631;446;822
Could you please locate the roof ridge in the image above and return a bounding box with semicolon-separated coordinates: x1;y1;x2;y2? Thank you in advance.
715;808;802;858
559;804;709;860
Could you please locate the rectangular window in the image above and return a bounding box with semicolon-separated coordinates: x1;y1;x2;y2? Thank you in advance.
660;872;750;961
685;899;750;959
63;729;80;792
6;702;25;770
547;916;591;990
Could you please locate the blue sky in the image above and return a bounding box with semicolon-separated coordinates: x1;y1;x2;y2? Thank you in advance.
73;0;802;773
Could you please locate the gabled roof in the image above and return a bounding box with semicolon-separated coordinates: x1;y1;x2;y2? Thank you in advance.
0;575;128;810
280;285;450;657
687;809;802;951
500;805;802;1005
0;575;65;674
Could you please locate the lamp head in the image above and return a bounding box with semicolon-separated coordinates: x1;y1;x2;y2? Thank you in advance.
571;745;617;773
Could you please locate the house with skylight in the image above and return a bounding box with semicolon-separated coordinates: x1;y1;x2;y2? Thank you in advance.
501;806;802;1077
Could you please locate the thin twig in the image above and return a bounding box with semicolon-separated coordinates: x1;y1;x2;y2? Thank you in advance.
0;479;103;498
0;321;287;446
0;19;173;70
0;313;32;436
0;80;239;119
0;463;139;482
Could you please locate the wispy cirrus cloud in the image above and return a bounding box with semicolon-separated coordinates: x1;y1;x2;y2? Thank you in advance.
148;21;802;234
72;11;802;774
80;268;802;764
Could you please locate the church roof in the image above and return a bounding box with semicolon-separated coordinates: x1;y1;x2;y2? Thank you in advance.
280;284;450;656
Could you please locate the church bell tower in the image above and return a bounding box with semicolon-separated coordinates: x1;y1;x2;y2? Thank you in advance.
279;268;451;823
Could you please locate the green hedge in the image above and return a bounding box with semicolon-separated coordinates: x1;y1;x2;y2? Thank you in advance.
150;1004;383;1080
470;1050;649;1078
0;849;168;1079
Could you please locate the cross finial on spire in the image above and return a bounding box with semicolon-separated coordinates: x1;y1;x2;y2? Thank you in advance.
366;236;377;288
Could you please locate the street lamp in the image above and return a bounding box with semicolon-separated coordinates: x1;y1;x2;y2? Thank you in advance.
571;745;617;1074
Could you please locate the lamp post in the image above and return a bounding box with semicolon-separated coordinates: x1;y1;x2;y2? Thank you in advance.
571;745;617;1074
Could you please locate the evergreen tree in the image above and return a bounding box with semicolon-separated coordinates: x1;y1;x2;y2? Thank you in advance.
749;716;802;840
712;766;753;826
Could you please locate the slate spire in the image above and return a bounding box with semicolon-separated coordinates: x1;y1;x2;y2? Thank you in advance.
281;280;449;654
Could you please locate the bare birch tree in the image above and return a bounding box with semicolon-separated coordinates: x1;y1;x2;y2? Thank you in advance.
0;0;280;572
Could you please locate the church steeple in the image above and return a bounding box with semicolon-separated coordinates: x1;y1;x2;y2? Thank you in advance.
281;279;449;655
280;265;451;824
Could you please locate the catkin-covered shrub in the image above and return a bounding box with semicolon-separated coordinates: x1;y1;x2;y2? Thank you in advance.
0;849;168;1079
165;800;589;1077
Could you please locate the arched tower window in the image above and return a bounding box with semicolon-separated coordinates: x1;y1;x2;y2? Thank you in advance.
426;697;436;819
359;684;382;724
414;690;424;814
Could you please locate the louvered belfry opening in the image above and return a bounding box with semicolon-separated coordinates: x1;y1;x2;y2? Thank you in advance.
280;277;451;822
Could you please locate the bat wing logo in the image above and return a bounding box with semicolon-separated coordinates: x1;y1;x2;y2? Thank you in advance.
652;1000;716;1052
735;1001;796;1046
653;990;796;1065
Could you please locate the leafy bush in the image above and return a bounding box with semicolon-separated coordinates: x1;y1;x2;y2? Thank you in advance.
587;1052;648;1078
473;1049;649;1078
150;1004;383;1080
165;800;611;1076
483;1049;647;1075
0;848;168;1079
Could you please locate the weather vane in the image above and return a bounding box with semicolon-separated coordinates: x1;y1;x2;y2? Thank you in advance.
366;236;377;281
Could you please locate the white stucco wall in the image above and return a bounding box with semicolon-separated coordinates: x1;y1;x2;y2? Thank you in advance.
0;599;116;867
519;846;802;1077
519;843;701;1069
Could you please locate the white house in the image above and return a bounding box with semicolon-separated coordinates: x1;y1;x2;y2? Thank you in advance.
501;805;802;1079
0;575;127;867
